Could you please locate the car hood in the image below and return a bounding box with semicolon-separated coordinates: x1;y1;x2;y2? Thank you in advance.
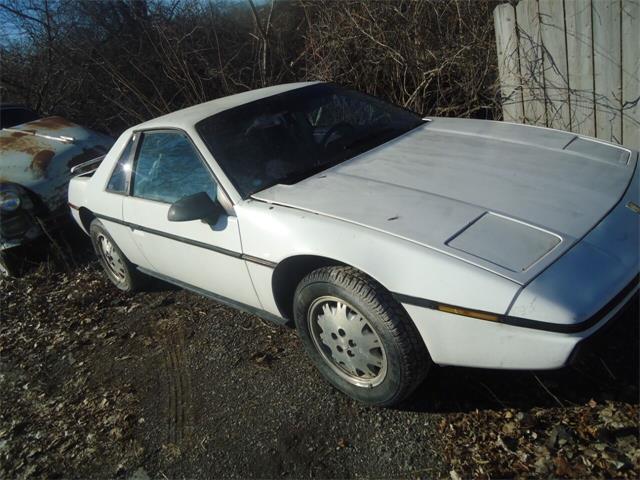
252;118;637;284
0;116;113;210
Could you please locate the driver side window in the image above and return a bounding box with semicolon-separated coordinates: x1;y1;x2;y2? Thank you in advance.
131;131;217;204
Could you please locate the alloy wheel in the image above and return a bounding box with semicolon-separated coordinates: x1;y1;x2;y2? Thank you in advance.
307;296;387;387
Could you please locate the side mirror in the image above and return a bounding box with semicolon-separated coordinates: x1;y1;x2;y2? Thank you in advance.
167;192;222;223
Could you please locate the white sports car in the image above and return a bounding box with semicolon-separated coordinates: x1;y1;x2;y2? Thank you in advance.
68;82;639;406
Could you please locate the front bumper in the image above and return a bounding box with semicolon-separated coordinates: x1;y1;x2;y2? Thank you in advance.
567;291;638;366
404;280;638;370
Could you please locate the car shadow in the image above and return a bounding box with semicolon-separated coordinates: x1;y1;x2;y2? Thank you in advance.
401;302;639;413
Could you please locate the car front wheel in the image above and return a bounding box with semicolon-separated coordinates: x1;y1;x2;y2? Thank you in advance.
0;248;22;277
90;219;144;292
294;266;430;406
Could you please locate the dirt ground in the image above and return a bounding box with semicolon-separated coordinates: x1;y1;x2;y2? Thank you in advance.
1;234;638;479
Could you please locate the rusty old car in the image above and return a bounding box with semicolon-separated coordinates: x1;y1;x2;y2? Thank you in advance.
0;111;113;275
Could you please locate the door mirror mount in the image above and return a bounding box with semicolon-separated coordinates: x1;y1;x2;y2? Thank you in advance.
167;192;223;224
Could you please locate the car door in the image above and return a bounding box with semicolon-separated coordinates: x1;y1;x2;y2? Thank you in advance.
122;129;262;309
93;132;155;271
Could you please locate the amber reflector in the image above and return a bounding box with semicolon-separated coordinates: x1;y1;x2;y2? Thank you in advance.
437;304;500;322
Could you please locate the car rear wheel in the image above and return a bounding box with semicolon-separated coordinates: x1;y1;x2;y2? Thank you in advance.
293;266;430;406
90;219;144;292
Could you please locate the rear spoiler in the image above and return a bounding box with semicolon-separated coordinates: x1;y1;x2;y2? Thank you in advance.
70;155;105;175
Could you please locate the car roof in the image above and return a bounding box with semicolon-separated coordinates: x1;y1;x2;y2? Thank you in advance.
133;81;321;131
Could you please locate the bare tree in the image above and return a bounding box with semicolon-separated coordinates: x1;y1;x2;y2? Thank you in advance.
0;0;500;135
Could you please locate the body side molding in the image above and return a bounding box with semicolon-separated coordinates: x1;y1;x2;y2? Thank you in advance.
93;212;277;268
394;273;638;334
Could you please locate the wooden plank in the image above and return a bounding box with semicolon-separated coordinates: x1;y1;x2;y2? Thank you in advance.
539;0;571;131
621;0;640;149
565;0;596;137
592;0;622;143
516;0;547;125
494;3;524;123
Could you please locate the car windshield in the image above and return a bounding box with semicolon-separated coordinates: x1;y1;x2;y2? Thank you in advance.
196;83;425;198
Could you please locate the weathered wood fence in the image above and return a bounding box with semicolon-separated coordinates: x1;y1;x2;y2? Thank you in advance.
494;0;639;149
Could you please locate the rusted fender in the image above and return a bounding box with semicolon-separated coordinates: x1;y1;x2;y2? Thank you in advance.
0;116;114;211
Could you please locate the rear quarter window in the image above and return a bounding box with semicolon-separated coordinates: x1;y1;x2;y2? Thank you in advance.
106;136;135;193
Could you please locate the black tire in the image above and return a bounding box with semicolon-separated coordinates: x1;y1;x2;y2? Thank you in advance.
294;266;430;407
89;219;145;292
0;248;22;277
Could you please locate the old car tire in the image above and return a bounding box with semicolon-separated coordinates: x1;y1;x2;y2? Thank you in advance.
294;266;430;407
90;219;144;292
0;249;22;277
